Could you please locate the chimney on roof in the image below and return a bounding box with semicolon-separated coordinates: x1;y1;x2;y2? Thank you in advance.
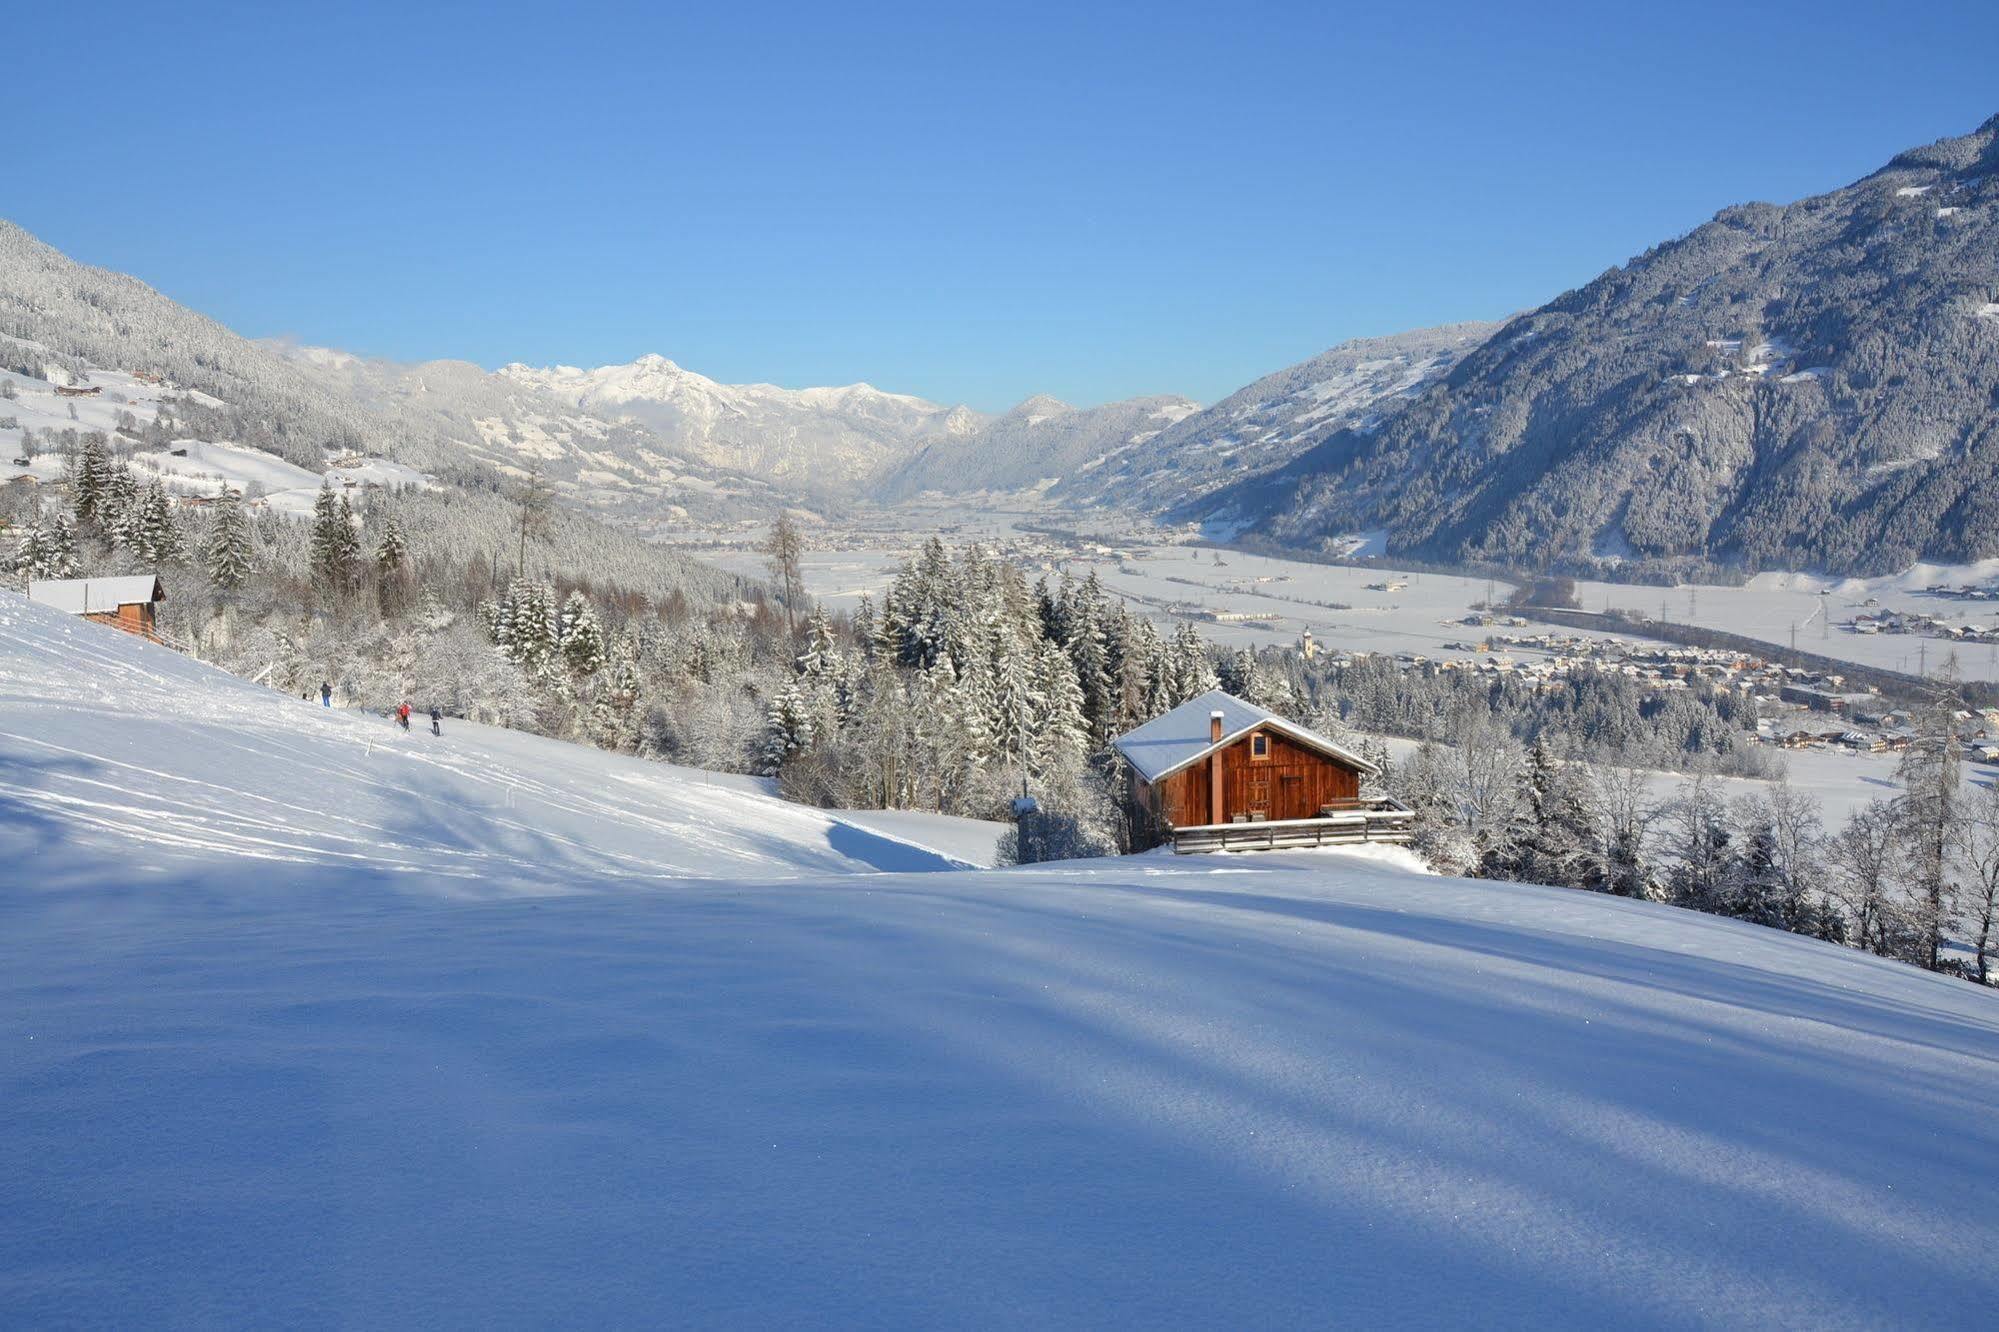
1210;711;1224;743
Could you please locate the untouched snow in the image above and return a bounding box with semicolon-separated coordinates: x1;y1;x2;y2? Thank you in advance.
5;597;1999;1325
0;596;974;887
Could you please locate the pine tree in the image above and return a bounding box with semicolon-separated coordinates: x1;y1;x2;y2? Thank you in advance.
1497;740;1601;889
557;590;606;679
1031;640;1090;784
1061;574;1114;743
309;481;361;596
496;579;561;681
374;510;410;612
993;637;1042;787
132;481;183;565
1168;620;1218;704
70;435;109;532
761;681;816;775
20;512;80;578
797;606;841;679
1732;818;1791;928
204;491;253;588
850;595;881;661
101;466;139;549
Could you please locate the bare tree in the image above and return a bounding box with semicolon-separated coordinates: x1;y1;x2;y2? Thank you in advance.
1827;799;1902;956
1953;779;1999;985
762;509;805;637
514;465;554;578
1894;659;1964;970
1592;763;1655;898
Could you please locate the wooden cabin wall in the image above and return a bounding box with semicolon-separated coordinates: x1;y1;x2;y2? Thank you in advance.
1150;731;1363;827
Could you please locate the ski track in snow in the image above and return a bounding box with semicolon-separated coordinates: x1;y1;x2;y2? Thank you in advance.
4;594;1999;1326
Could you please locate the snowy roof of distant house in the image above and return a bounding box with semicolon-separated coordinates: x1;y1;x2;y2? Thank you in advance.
1111;688;1377;784
26;575;166;615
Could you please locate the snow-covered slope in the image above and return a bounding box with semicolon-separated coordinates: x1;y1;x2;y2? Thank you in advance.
1099;321;1499;512
0;595;975;885
5;596;1999;1325
876;391;1202;501
499;353;982;494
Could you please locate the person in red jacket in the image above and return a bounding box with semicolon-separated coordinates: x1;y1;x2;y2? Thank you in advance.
396;701;412;732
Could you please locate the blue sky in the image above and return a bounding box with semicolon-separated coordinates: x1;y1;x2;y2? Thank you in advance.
11;1;1996;411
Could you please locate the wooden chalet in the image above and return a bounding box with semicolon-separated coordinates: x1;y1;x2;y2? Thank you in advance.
1113;689;1413;854
27;574;167;642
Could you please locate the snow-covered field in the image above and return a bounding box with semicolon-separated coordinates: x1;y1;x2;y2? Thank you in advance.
5;594;1999;1325
699;511;1999;685
1575;565;1999;684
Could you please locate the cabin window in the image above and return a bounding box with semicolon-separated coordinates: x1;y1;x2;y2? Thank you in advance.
1250;732;1270;760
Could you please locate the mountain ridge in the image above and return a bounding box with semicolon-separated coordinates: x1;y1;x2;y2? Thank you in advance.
1189;114;1999;578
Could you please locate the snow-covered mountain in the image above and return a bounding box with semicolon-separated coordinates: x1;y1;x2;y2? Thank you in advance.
268;343;782;526
1194;114;1999;576
875;391;1201;500
499;353;982;493
0;221;780;528
1075;322;1499;512
8;593;1999;1325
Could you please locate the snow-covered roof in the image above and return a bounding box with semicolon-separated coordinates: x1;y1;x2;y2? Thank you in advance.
26;575;165;615
1111;688;1376;784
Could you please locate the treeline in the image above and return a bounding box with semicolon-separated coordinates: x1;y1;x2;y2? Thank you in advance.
764;532;1223;860
13;445;1999;983
1257;647;1777;778
1379;673;1999;985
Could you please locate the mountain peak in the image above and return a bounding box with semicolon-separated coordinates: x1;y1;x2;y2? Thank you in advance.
1009;393;1072;418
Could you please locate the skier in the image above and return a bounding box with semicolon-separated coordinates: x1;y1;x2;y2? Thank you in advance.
396;701;412;732
429;705;442;737
320;681;332;708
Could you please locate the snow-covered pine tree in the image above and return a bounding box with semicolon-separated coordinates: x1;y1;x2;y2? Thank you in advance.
761;680;817;775
850;594;881;661
1060;574;1114;744
69;436;109;532
1494;739;1601;889
309;481;361;596
204;491;253;588
102;466;139;549
132;481;184;565
797;606;840;680
1030;639;1091;785
20;512;80;578
374;510;410;609
557;590;606;679
992;636;1041;785
1168;620;1219;703
498;579;561;682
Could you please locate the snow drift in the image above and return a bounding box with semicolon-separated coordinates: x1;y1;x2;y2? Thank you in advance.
3;594;1998;1327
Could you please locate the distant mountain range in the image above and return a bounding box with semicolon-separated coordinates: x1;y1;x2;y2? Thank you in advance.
496;355;979;494
1191;114;1999;578
8;112;1997;577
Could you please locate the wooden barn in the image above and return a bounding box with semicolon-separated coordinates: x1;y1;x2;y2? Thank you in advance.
27;575;167;642
1113;689;1413;853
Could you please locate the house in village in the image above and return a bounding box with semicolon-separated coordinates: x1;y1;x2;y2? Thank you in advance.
27;575;167;641
1112;689;1413;853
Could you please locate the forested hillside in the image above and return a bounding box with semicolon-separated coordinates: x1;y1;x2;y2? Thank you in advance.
1194;114;1999;578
